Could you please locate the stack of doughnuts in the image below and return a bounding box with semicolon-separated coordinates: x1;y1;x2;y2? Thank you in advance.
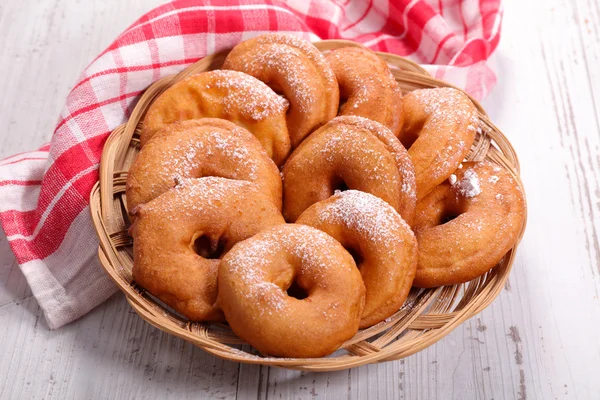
126;33;526;358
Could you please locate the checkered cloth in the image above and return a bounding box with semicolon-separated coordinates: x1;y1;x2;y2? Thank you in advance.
0;0;502;329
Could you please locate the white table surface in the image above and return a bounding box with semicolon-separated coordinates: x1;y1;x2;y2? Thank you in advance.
1;0;599;399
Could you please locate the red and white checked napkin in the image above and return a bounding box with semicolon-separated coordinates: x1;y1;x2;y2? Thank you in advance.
0;0;502;329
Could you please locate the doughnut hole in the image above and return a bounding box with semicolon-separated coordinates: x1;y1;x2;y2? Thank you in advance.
398;114;425;149
346;246;364;269
261;81;288;112
413;185;469;233
281;120;403;222
322;231;367;280
190;232;227;259
268;257;311;300
197;167;236;183
332;177;350;193
337;86;350;114
286;281;309;300
438;200;469;226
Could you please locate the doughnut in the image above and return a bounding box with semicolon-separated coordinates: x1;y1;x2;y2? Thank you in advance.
328;116;416;226
140;70;290;165
296;190;418;328
412;161;526;288
282;116;413;223
399;87;478;200
131;177;285;321
222;33;339;147
126;118;282;214
218;224;365;358
326;47;404;136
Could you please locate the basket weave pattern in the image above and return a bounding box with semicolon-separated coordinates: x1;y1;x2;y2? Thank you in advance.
90;40;527;371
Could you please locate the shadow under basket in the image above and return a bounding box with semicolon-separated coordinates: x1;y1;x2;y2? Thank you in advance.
89;39;527;371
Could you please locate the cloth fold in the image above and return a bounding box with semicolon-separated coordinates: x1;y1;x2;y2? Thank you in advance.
0;0;502;329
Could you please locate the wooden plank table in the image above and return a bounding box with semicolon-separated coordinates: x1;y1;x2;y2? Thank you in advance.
1;0;598;398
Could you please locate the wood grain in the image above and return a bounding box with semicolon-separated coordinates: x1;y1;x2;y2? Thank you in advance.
0;0;599;399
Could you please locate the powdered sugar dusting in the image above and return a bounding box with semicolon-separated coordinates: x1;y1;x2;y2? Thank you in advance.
131;121;282;211
409;88;477;182
228;34;333;116
211;133;259;178
327;47;398;113
334;116;416;198
223;225;345;317
286;225;339;279
318;125;397;185
145;177;249;219
205;70;289;120
155;127;260;185
157;137;205;179
412;88;476;128
225;225;341;286
452;168;481;198
401;180;414;195
256;33;335;82
317;190;410;244
241;44;316;112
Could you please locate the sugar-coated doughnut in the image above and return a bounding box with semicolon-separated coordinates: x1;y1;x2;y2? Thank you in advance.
326;47;404;136
297;190;418;328
412;161;526;288
218;224;365;358
400;88;478;200
282;117;410;222
131;177;285;321
141;70;291;165
223;33;339;147
126;119;282;214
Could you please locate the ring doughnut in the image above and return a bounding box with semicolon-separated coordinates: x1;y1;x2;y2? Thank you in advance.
131;177;285;321
412;161;526;288
223;33;339;147
282;117;411;222
218;224;365;358
140;70;291;165
400;87;478;200
297;190;418;328
328;116;416;226
126;118;282;214
326;47;404;136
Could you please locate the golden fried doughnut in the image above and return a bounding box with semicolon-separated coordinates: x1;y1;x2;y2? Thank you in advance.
218;224;365;358
222;33;339;147
412;161;526;288
126;119;282;214
131;177;285;321
400;88;478;200
297;190;417;328
282;117;408;222
140;70;290;165
328;116;416;226
326;47;403;136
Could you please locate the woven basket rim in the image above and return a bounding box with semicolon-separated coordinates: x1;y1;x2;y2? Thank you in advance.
89;39;527;371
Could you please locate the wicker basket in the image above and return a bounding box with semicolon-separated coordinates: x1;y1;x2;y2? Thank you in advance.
89;39;527;371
